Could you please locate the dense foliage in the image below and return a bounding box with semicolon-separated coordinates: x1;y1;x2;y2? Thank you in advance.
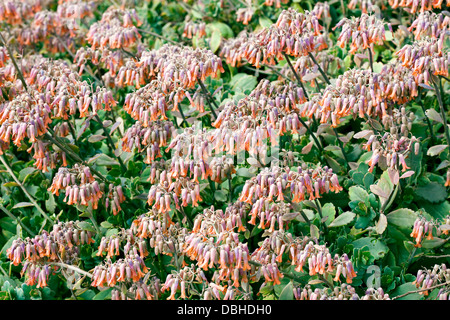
0;0;450;301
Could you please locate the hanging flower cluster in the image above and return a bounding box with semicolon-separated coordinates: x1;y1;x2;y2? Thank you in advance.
184;206;252;289
183;232;252;287
378;61;419;105
182;20;206;39
122;120;175;164
166;127;212;161
6;220;94;287
122;80;182;121
251;230;357;286
239;165;342;206
395;35;449;81
56;0;97;20
0;92;52;147
363;131;420;173
388;0;450;13
333;13;391;54
414;264;450;296
219;31;256;67
298;65;422;128
111;277;161;300
132;212;188;257
263;0;289;7
279;52;343;86
131;209;173;240
251;238;283;285
410;215;450;247
74;47;126;77
147;169;203;213
30;139;68;172
15;9;83;53
293;283;390;300
249;200;295;231
105;184;126;216
203;281;251;300
91;252;149;287
212;79;307;160
236;5;255;26
192;205;247;235
347;0;382;13
381;107;416;138
437;288;450;300
146;159;170;184
26;56;116;119
86;7;142;50
0;0;43;25
312;1;331;20
120;43;224;93
408;11;450;40
48;164;103;208
299;69;383;126
260;8;326;59
0;53;116;172
118;44;224;171
162;265;209;300
157;45;224;89
221;8;327;68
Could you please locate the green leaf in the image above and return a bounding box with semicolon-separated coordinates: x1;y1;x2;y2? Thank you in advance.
95;154;119;166
209;29;222;53
310;224;320;238
348;186;369;203
324;154;341;174
105;228;119;238
93;288;112;300
12;202;34;209
214;190;227;202
236;167;254;178
427;145;447;157
3;182;19;188
352;237;389;260
18;167;36;183
372;62;384;73
328;211;355;227
229;74;257;93
372;171;394;206
421;238;447;249
259;16;272;28
391;283;423;300
278;281;294;300
425;108;443;124
259;284;273;295
45;193;56;214
386;208;418;229
375;213;388;234
385;30;393;41
321;203;335;226
414;182;448;203
76;221;96;232
100;221;114;229
88;135;106;143
421;200;450;220
1;217;16;235
363;172;374;190
208;22;233;38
